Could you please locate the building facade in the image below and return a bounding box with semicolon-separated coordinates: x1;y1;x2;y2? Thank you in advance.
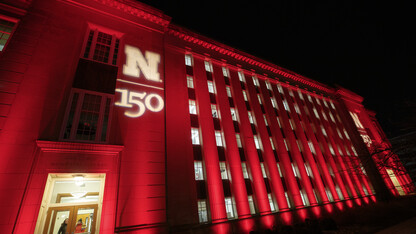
0;0;413;233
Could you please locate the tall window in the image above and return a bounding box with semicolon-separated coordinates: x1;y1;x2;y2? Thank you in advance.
219;162;228;179
197;200;208;223
189;100;197;114
61;89;113;142
207;81;215;93
225;197;236;219
253;135;261;149
211;104;219;118
241;162;249;179
82;27;120;65
194;161;204;180
185;54;193;66
191;128;200;145
204;60;213;72
215;131;223;147
230;108;238;121
235;133;242;148
0;16;17;52
248;195;256;214
187;76;194;88
268;194;276;212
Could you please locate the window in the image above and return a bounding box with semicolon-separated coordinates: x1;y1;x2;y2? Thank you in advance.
187;76;194;88
207;81;215;93
325;188;334;202
248;195;256;214
263;115;268;126
257;94;262;104
248;112;254;124
0;16;17;52
185;54;193;66
225;197;236;219
253;135;261;149
283;100;290;111
335;185;344;200
291;163;298;177
276;163;283;177
242;90;248;101
238;71;245;82
269;137;275;150
285;192;292;208
61;89;113;142
260;163;267;178
194;161;204;180
197;200;208;223
215;131;223;147
222;67;229;77
219;162;228;179
241;162;249;179
83;27;121;65
204;60;213;72
191;128;200;145
270;98;276;108
268;194;276;212
252;76;259;86
300;190;310;206
189;100;197;114
277;84;284;94
230;108;238;121
226;86;232;97
236;133;242;148
211;104;219;118
266;81;272;90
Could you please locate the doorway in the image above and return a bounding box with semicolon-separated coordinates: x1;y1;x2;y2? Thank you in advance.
35;174;105;234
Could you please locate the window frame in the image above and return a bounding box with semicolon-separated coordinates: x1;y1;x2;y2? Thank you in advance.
0;15;19;53
81;23;123;66
60;88;114;143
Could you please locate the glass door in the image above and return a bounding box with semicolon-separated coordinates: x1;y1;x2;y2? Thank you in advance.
43;204;97;234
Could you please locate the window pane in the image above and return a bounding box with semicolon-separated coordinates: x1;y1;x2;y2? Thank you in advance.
197;200;208;223
185;54;193;66
207;81;214;93
225;197;235;219
76;93;102;141
187;76;194;88
194;161;204;180
230;108;237;121
191;128;200;145
219;162;228;179
189;100;197;114
215;131;223;147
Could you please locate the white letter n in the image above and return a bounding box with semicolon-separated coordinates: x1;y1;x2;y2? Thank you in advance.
123;45;161;82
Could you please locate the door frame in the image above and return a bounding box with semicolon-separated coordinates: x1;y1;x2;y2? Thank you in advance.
35;173;105;234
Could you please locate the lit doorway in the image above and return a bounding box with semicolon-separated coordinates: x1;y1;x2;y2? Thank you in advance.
35;174;105;234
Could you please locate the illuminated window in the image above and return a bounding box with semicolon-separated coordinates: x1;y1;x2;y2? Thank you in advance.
207;81;215;93
277;84;284;94
283;139;289;151
187;76;194;88
268;194;276;212
242;90;248;101
253;135;261;149
298;90;304;100
191;128;200;145
248;195;256;214
211;104;219;118
230;108;238;121
219;162;228;179
82;27;121;65
257;94;262;104
283;99;290;111
308;141;316;154
215;131;223;147
321;125;327;136
325;188;334;202
222;67;229;77
291;163;298;177
266;81;272;90
285;192;292;208
300;190;310;206
225;197;236;219
263;115;268;126
241;162;249;178
194;161;204;180
269;137;275;150
0;16;17;52
189;100;197;114
248;111;254;124
252;76;259;86
238;71;245;82
235;133;242;148
260;163;267;178
185;54;193;66
276;163;283;177
197;200;208;223
204;60;213;72
226;86;232;97
61;89;113;142
270;98;276;108
335;185;344;200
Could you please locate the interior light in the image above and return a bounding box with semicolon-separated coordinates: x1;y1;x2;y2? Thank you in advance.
70;191;87;198
74;175;85;186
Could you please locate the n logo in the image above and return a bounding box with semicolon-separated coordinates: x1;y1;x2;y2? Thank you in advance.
123;45;161;82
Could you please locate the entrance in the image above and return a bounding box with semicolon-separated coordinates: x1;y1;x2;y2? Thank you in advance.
43;204;97;234
35;174;105;234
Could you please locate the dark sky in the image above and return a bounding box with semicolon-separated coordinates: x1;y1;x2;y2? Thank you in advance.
141;1;416;138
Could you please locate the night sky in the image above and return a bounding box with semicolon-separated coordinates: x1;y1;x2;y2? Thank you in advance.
142;1;416;138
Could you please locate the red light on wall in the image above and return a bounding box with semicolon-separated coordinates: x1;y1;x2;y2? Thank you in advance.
280;212;293;225
311;206;322;218
323;204;334;214
354;198;362;206
335;202;344;211
296;209;308;221
239;219;255;233
346;200;354;208
260;215;274;230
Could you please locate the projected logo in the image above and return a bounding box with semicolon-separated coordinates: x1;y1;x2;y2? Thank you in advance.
115;45;164;118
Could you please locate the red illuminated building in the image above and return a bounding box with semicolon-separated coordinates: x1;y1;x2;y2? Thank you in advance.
0;0;414;233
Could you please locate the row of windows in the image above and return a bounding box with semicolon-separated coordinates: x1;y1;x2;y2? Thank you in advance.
185;53;376;216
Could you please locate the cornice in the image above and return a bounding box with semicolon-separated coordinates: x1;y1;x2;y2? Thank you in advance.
36;140;124;154
61;0;171;27
167;25;334;95
335;86;364;104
